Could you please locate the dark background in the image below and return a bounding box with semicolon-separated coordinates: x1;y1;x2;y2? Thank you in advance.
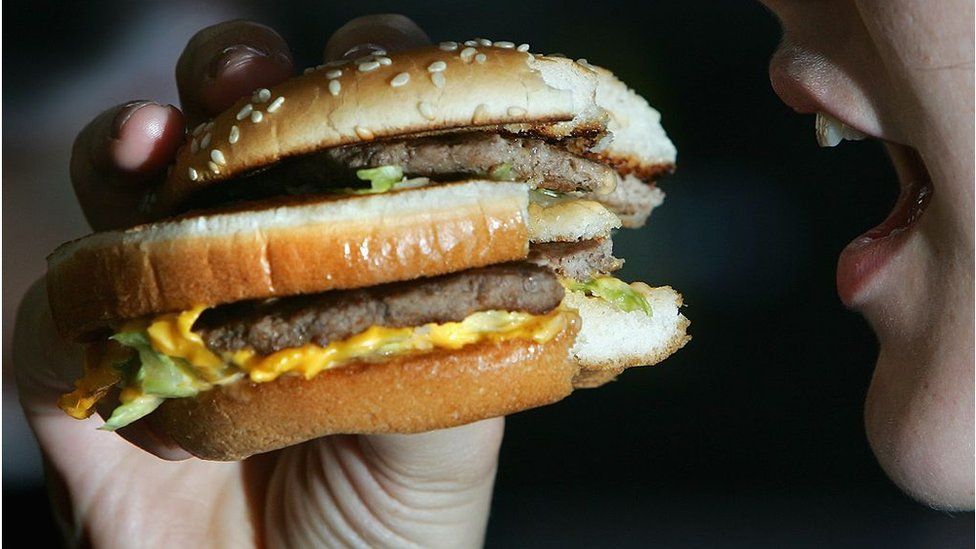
3;1;972;547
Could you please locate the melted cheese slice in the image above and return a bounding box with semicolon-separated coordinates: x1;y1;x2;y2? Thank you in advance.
145;307;570;384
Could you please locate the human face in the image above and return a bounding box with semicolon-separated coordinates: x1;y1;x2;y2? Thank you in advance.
761;0;974;509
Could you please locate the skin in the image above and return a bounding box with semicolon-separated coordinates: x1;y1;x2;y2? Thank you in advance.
763;0;974;509
14;16;503;548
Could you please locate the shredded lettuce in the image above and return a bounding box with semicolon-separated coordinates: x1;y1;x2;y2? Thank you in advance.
353;165;404;194
564;277;653;316
112;332;210;397
96;332;213;430
100;394;164;431
488;163;514;181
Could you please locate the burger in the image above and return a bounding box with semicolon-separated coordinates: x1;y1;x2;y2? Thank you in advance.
50;39;690;460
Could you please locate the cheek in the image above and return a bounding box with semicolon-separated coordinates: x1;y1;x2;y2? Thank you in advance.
864;348;974;510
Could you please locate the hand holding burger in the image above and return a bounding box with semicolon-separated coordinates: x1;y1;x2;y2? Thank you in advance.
15;17;519;547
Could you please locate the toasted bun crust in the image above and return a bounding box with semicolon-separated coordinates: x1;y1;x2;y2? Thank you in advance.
159;44;603;214
152;315;581;461
47;181;529;340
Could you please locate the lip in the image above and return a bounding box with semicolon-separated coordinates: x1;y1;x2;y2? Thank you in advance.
836;143;932;306
768;47;933;308
768;44;878;138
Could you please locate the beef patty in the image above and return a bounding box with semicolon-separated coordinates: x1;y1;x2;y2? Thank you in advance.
184;131;616;210
328;132;615;194
528;238;622;280
195;263;563;355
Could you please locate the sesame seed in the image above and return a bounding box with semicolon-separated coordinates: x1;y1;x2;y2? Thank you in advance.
208;160;220;174
328;79;341;96
431;71;446;88
439;41;458;51
200;132;212;149
250;110;264;123
472;103;489;124
390;72;410;87
464;40;478;47
427;60;447;72
517;43;530;52
205;121;215;130
267;97;285;113
303;67;315;75
190;137;199;154
354;126;374;140
192;122;206;136
211;149;227;165
372;48;387;56
376;56;392;66
325;69;342;79
358;60;381;72
460;47;477;62
253;88;271;103
495;41;515;49
418;101;435;120
236;104;253;120
324;59;348;68
475;53;487;64
477;38;492;47
229;125;240;144
507;106;528;116
354;55;375;64
188;167;199;181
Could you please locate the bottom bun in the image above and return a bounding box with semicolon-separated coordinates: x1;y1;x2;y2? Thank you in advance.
153;316;580;460
566;285;690;388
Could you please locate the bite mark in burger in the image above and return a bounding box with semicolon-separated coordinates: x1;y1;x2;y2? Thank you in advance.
49;41;688;460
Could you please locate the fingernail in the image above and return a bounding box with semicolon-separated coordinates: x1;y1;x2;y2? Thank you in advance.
207;44;271;79
324;15;430;61
342;43;388;60
111;101;156;139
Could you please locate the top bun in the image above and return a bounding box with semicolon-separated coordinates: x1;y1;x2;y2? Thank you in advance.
157;41;676;214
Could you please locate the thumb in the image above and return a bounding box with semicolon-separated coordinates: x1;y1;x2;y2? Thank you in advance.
363;417;505;489
267;419;504;548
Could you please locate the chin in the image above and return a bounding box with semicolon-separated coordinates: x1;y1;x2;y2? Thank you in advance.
864;347;975;510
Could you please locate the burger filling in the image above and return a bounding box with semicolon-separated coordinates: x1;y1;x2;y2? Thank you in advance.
59;263;574;430
180;130;660;225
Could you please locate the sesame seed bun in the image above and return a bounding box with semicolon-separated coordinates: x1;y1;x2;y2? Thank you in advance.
154;42;676;215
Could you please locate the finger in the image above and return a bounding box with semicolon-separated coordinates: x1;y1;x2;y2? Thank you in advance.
323;14;430;61
14;278;191;461
176;20;293;127
70;101;185;231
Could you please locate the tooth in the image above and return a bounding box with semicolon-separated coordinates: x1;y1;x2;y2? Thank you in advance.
815;113;867;147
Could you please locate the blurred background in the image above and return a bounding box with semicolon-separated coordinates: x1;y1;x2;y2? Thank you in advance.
3;1;972;547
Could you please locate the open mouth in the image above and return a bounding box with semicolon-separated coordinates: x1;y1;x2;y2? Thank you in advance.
829;118;934;306
769;49;936;307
